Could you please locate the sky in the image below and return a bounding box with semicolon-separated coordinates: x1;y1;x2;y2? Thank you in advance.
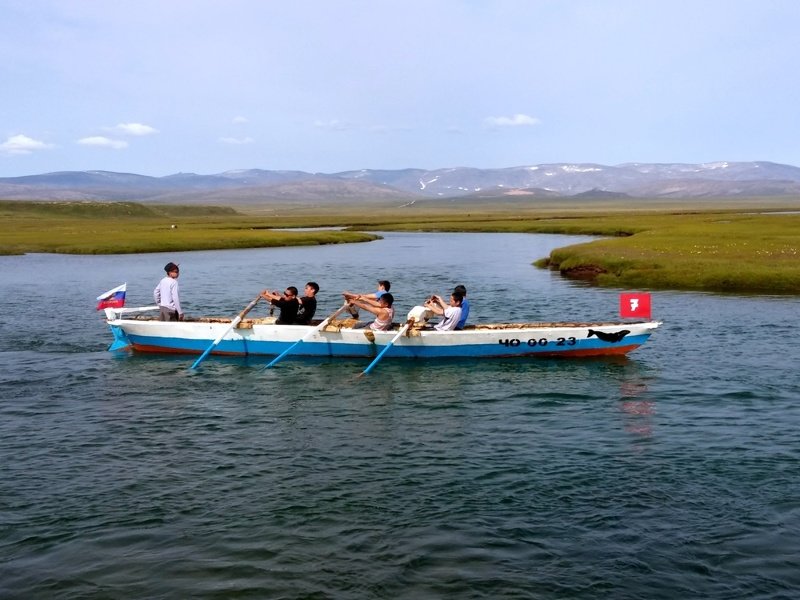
2;0;800;177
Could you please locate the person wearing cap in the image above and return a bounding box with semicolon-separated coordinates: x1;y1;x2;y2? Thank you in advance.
154;262;184;321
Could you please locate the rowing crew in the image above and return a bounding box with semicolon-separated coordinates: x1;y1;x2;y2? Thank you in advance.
263;279;470;332
154;261;469;331
343;282;470;332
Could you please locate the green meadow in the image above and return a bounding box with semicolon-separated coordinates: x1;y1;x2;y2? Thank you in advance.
2;198;799;294
534;212;800;294
339;205;800;294
0;201;380;255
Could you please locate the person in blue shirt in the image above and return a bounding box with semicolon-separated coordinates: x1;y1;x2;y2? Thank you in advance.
454;284;469;329
343;280;390;303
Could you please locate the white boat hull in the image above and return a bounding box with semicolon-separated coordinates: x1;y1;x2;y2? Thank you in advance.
106;311;660;360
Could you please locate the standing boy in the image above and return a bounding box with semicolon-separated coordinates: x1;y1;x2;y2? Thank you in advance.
154;262;184;321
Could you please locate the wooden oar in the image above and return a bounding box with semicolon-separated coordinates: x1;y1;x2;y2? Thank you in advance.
190;294;262;370
359;319;413;377
264;302;349;369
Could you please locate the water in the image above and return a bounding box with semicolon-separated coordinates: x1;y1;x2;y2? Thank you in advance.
1;232;798;599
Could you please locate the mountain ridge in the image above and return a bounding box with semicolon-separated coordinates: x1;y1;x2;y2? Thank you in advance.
2;161;800;203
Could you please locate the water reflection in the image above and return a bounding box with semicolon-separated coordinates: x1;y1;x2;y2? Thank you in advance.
618;373;656;440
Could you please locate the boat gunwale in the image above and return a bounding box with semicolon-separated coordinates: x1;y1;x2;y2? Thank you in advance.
109;314;661;332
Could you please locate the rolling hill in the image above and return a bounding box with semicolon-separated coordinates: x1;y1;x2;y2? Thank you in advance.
3;161;800;203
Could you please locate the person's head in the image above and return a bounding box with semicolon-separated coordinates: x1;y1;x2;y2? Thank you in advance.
305;282;319;296
164;262;180;278
450;291;464;306
454;284;467;296
378;280;391;292
379;292;394;307
284;286;298;299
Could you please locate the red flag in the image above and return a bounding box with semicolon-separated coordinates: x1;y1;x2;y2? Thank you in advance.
619;292;651;319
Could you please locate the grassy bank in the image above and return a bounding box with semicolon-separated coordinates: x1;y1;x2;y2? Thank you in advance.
345;208;800;294
534;212;800;294
0;201;380;254
2;198;799;294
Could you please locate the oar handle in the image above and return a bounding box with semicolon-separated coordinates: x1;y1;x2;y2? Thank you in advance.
237;294;263;320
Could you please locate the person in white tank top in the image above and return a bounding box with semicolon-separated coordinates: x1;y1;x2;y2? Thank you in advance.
342;280;391;319
347;292;395;331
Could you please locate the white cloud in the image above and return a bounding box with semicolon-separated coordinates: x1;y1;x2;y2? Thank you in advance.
77;136;128;149
111;122;159;136
369;124;412;134
232;116;248;124
484;113;541;127
313;119;352;131
219;136;254;145
0;134;54;155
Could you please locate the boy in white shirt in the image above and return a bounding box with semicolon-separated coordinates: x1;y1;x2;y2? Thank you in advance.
425;291;463;331
154;262;183;321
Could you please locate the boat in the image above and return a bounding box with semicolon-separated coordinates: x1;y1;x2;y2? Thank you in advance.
102;306;661;360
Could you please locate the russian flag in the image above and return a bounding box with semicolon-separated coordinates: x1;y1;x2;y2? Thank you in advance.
96;283;127;310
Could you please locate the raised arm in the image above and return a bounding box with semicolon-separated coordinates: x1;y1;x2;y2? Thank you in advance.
424;294;446;316
260;289;281;302
349;297;383;316
344;292;381;308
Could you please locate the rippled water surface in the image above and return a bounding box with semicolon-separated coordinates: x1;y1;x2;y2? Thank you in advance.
1;232;798;599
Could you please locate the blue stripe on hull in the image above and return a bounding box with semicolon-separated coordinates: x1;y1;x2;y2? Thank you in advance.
124;332;652;359
128;333;374;357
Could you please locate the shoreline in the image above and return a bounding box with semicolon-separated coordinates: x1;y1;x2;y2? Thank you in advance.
2;199;798;295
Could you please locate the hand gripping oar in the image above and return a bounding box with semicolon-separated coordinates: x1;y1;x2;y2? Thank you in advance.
190;294;262;370
264;302;350;369
359;319;413;377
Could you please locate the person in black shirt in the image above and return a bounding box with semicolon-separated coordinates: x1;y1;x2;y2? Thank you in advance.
295;281;319;324
260;286;299;324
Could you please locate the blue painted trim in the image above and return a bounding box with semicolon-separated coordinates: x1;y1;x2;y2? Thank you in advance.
108;325;132;351
124;332;652;359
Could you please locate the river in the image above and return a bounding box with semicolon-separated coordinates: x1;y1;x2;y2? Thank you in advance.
0;232;798;599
